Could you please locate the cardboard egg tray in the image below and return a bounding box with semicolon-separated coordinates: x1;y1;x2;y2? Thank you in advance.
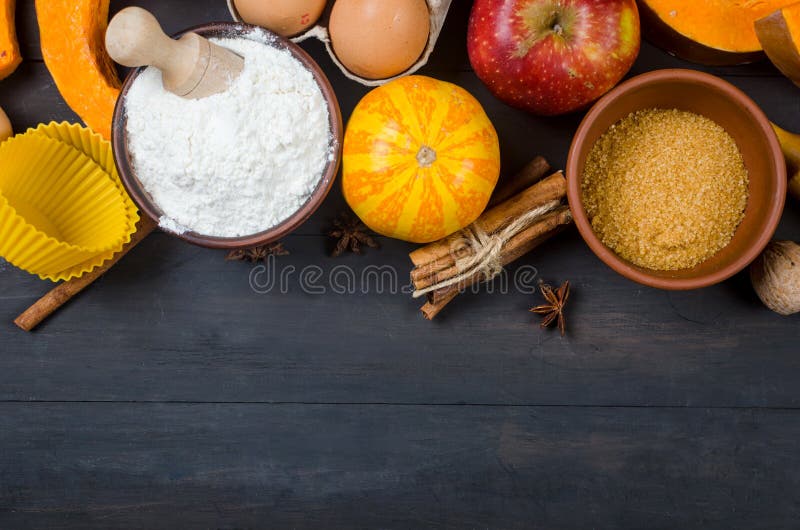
226;0;453;86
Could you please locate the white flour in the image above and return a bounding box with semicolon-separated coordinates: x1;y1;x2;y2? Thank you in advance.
124;30;332;237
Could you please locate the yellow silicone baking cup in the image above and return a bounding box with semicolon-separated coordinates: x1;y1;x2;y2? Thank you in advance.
0;133;135;281
28;121;140;232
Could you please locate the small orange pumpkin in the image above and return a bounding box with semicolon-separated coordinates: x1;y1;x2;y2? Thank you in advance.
342;75;501;243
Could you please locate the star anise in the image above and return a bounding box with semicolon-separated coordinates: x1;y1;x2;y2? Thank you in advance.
326;212;380;257
530;280;570;336
226;242;289;263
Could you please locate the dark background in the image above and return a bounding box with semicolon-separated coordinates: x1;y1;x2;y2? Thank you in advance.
2;0;800;528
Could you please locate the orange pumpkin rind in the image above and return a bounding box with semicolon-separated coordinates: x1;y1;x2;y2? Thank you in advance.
343;75;500;244
637;0;796;65
0;0;21;80
756;4;800;88
35;0;121;140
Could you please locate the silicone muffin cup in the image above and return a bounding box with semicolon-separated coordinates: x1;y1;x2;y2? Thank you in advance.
29;122;140;230
0;133;134;281
27;122;140;280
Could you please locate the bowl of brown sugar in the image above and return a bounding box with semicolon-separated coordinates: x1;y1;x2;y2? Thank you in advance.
567;69;786;290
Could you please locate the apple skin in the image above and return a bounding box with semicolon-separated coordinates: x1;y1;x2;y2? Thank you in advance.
467;0;641;116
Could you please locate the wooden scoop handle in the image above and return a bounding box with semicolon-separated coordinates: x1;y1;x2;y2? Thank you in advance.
105;6;215;97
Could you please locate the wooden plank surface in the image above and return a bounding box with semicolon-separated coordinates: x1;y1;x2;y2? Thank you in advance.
1;0;800;527
3;231;800;407
2;404;799;529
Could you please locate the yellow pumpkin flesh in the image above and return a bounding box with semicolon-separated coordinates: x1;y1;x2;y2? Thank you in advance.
342;75;501;243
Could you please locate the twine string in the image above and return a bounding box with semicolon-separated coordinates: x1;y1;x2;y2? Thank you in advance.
412;200;562;298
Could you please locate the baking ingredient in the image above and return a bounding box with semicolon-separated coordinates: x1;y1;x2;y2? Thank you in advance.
125;32;332;238
771;122;800;201
750;240;800;315
226;242;289;263
467;0;640;116
329;0;430;79
411;168;573;320
35;0;121;140
0;0;20;79
756;4;800;89
234;0;326;37
582;108;749;271
327;212;380;257
343;75;500;243
530;280;570;336
638;0;793;65
0;105;11;142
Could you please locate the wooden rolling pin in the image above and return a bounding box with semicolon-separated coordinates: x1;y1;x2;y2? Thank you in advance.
105;6;244;99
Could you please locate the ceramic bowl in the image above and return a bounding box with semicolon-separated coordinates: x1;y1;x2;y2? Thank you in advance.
112;22;343;249
566;69;786;290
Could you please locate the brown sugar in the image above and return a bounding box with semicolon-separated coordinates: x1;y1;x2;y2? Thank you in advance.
581;108;749;271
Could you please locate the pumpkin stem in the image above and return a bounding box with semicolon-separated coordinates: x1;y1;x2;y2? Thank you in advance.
416;145;437;168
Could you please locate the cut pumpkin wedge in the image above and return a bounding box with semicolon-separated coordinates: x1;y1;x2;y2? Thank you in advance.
0;0;21;79
35;0;121;140
756;3;800;88
638;0;796;65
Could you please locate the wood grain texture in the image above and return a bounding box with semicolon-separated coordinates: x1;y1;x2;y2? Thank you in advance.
1;404;799;529
2;229;800;406
1;0;800;527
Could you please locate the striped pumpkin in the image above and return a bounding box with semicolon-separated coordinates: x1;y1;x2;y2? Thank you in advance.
342;75;501;243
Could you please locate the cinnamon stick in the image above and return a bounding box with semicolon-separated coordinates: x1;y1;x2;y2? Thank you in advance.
420;289;458;320
424;207;573;310
409;171;566;268
14;216;158;332
411;158;552;284
487;156;551;207
413;205;567;292
410;171;567;288
409;249;465;285
413;262;460;292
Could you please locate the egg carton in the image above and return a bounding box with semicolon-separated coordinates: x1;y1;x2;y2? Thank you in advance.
226;0;453;86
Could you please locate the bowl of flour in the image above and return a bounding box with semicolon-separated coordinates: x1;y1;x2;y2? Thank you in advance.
112;23;342;248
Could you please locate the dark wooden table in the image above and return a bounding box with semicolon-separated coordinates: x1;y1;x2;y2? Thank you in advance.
2;1;800;528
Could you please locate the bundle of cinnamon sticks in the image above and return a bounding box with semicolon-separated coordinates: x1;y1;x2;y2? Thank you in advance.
409;156;573;319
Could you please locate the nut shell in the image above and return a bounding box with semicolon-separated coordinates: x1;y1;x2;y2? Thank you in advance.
750;240;800;315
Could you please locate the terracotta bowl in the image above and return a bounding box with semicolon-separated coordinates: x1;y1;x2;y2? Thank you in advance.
566;69;786;290
112;22;343;249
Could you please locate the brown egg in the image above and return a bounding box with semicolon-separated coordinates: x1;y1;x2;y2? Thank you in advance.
233;0;327;37
329;0;431;80
0;106;12;143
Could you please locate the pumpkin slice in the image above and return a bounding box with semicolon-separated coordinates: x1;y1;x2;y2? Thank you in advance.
756;3;800;88
36;0;121;140
771;123;800;201
638;0;794;65
0;0;21;79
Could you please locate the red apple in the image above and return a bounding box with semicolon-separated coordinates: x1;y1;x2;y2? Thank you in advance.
467;0;641;116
